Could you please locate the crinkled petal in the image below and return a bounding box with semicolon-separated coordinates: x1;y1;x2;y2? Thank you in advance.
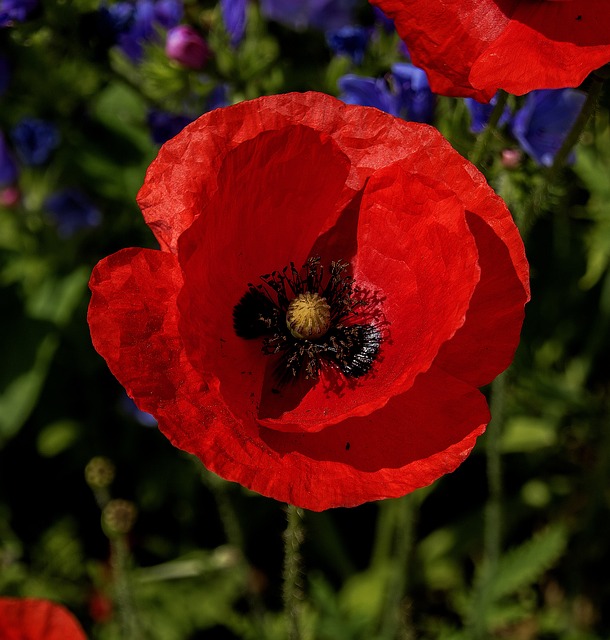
176;125;353;433
370;0;610;101
470;1;610;96
259;160;480;432
137;93;494;251
89;246;488;510
434;212;528;386
233;366;489;510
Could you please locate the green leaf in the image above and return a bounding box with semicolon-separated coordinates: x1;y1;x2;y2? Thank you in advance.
36;420;81;457
26;267;90;326
500;416;557;453
488;526;567;602
0;325;58;445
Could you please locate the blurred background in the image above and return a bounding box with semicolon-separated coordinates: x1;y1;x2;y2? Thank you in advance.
1;1;610;638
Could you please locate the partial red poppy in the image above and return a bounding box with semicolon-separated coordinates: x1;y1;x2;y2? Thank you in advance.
88;92;529;510
371;0;610;102
0;598;87;639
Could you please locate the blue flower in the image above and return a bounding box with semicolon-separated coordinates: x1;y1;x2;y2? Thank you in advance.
221;0;246;47
154;0;182;29
511;89;586;167
372;6;394;32
260;0;357;31
338;74;398;115
0;132;18;187
97;1;135;43
44;189;102;236
391;62;435;124
147;109;193;145
121;395;157;427
11;118;60;166
206;84;230;111
118;0;182;61
0;0;37;26
465;94;511;134
326;26;371;65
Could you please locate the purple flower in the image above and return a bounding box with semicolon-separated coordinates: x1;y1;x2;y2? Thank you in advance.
97;1;135;41
465;93;511;134
118;0;183;61
0;132;18;187
261;0;357;31
0;0;37;26
326;26;371;65
373;6;394;32
165;24;209;69
0;54;10;95
44;189;101;236
154;0;182;28
391;62;435;123
338;74;398;115
221;0;246;47
147;109;193;145
511;89;586;167
11;118;60;166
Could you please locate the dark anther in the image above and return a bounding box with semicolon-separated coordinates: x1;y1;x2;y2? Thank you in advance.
233;288;278;338
233;256;381;381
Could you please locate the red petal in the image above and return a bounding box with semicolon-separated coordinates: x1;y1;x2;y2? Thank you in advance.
370;0;512;101
259;160;480;432
0;598;87;639
370;0;610;101
434;212;528;386
471;1;610;96
247;366;489;510
87;242;488;510
138;93;478;251
175;125;352;430
88;248;191;418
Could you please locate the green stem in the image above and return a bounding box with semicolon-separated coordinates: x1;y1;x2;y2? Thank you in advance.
378;494;419;640
485;371;507;572
111;534;143;640
200;468;266;631
519;76;605;236
283;505;305;640
470;370;508;639
469;90;509;167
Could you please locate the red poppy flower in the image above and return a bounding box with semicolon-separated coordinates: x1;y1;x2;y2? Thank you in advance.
370;0;610;102
0;598;87;639
88;92;529;511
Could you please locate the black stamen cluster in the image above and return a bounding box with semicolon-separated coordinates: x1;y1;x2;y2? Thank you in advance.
233;257;381;380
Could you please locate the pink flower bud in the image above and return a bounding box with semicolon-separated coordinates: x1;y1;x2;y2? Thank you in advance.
165;25;210;70
0;185;20;207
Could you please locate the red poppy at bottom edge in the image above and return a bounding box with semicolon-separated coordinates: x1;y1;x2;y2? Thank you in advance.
0;597;87;640
88;91;529;511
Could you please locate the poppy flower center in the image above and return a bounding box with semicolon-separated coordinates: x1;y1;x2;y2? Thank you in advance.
286;292;331;340
233;257;381;381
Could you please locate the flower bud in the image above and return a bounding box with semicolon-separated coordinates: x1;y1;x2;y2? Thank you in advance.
102;499;137;536
165;25;210;70
85;456;116;489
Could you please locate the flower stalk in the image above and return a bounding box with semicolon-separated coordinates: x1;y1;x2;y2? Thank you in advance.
110;533;143;640
283;504;305;640
377;493;419;640
469;369;508;639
